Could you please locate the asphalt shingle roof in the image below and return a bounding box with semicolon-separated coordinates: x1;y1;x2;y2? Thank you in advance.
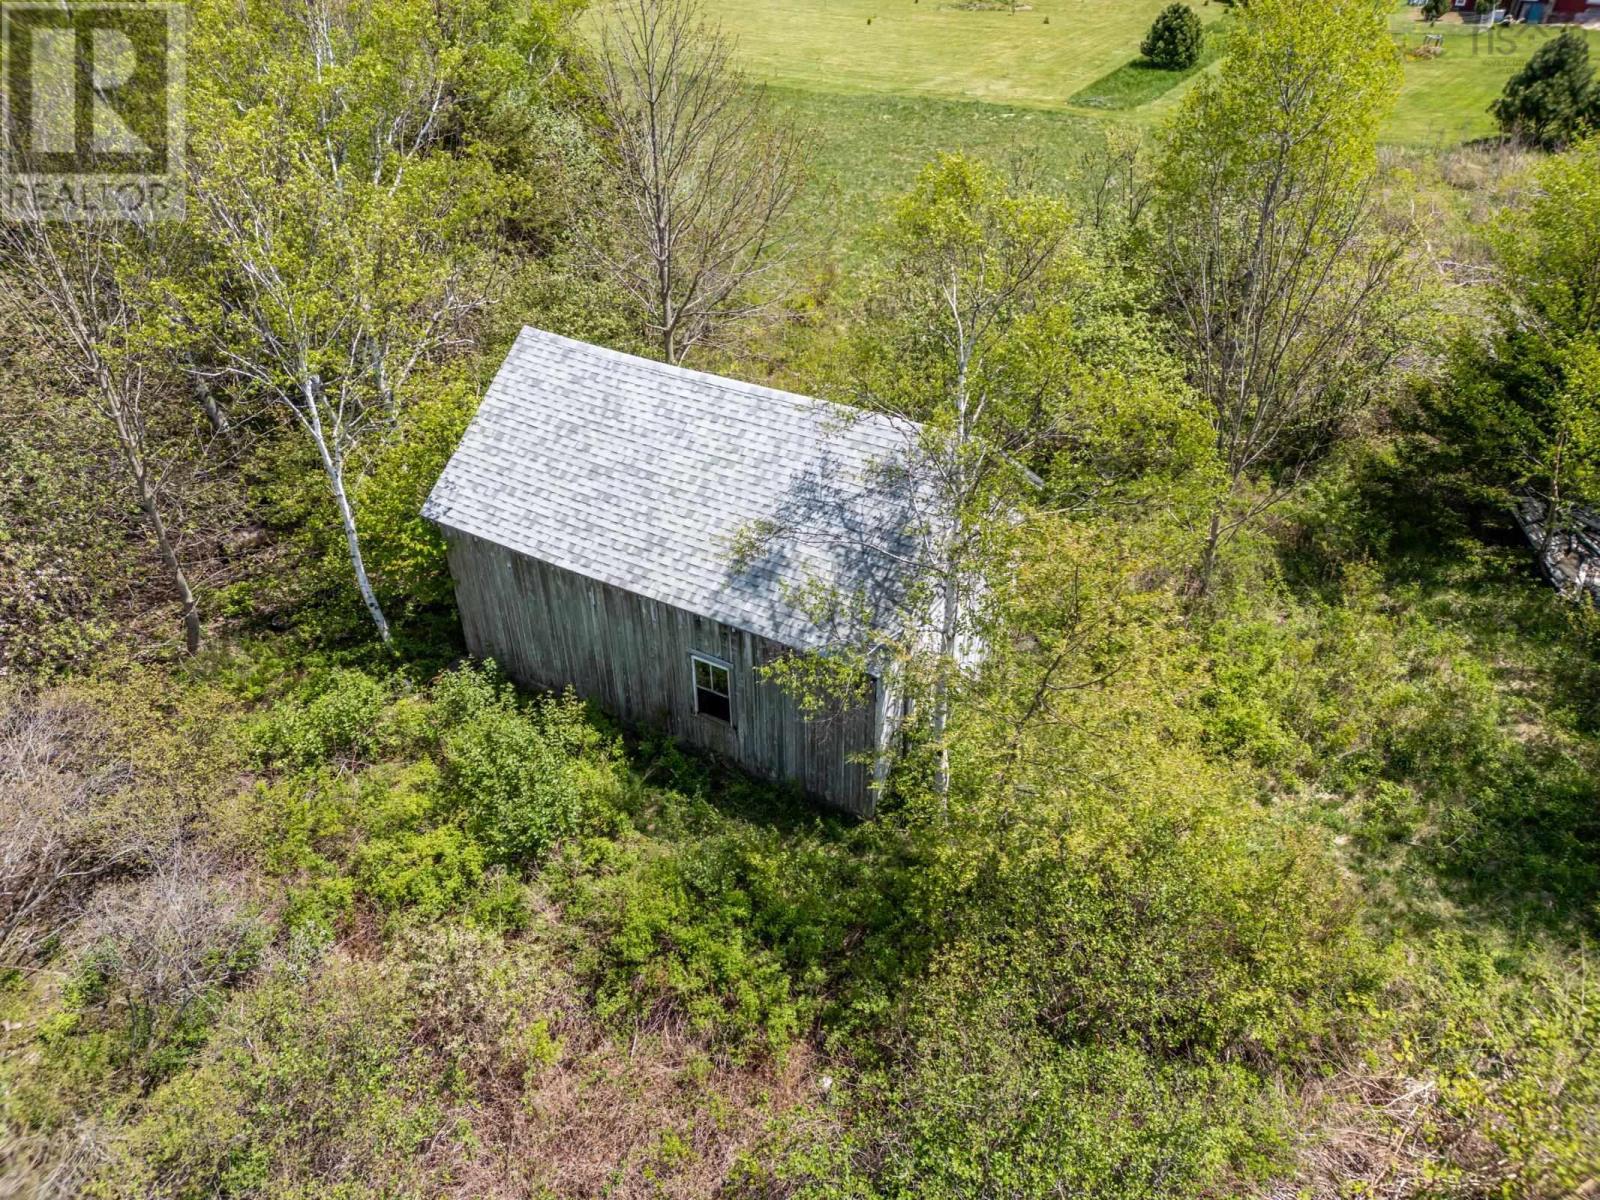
423;327;925;652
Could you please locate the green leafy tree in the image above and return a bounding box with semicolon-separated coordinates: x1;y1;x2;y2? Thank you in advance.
742;156;1212;809
735;157;1082;807
1153;0;1406;591
1496;132;1600;340
1488;135;1600;547
1491;29;1598;151
1421;137;1600;555
175;0;542;641
1422;0;1448;22
1141;3;1203;71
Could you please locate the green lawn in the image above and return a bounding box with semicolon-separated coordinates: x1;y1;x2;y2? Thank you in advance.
1385;12;1600;147
587;0;1227;110
1068;20;1229;111
586;0;1600;252
769;86;1104;257
591;0;1600;144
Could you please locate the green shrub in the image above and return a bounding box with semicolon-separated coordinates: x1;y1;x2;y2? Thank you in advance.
431;664;621;863
101;959;450;1200
846;1021;1273;1199
351;760;443;839
281;875;356;941
1371;934;1600;1198
349;820;526;931
466;866;530;932
246;772;353;878
354;825;487;918
543;780;895;1055
249;669;393;769
555;839;804;1053
1192;559;1600;926
1196;569;1499;795
1141;3;1203;70
1353;779;1423;851
939;788;1375;1062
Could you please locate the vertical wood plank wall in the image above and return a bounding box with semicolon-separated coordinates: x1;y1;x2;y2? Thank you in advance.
444;529;878;816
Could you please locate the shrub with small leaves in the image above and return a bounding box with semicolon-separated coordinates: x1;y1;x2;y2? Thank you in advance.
101;956;451;1199
430;664;621;864
554;839;805;1054
249;669;393;769
353;825;486;918
1141;3;1202;71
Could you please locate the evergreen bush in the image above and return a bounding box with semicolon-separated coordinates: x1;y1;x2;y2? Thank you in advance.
1141;3;1203;71
1492;29;1599;150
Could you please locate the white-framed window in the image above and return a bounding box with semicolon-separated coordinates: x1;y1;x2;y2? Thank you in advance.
691;652;731;723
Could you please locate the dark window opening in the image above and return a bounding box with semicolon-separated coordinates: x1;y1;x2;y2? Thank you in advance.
692;654;731;723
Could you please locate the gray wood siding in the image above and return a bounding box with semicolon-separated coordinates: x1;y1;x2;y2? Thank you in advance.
444;529;878;816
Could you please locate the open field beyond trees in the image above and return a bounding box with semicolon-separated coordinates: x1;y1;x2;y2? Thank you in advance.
590;0;1600;136
586;0;1600;231
591;0;1226;109
1386;12;1600;145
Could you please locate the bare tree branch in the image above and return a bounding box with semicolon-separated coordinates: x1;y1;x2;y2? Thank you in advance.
587;0;806;363
0;202;205;654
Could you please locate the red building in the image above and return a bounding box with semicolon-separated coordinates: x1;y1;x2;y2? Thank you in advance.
1459;0;1600;20
1540;0;1600;18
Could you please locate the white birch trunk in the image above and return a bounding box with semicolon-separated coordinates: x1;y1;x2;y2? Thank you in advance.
301;378;392;643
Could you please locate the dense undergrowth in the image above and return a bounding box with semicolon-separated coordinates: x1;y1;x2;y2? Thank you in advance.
3;435;1597;1197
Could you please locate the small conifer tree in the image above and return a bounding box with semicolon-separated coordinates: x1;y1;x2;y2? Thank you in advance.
1492;29;1598;150
1141;3;1203;71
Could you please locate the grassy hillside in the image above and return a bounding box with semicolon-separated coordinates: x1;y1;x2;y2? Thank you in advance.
586;0;1600;257
769;87;1103;261
584;0;1227;109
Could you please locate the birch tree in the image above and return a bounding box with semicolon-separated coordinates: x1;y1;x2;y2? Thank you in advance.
742;157;1214;810
0;209;205;654
1153;0;1406;591
591;0;805;364
868;160;1077;802
183;0;500;641
737;157;1088;810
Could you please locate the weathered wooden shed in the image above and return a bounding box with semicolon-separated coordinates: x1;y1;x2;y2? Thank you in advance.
423;327;924;816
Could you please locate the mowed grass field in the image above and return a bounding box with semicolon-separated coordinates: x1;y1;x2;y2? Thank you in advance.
1385;12;1600;147
623;0;1228;110
768;87;1103;258
583;0;1600;247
